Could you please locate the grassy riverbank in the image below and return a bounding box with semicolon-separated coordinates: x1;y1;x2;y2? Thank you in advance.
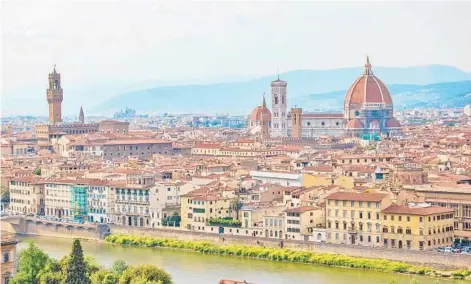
105;234;470;280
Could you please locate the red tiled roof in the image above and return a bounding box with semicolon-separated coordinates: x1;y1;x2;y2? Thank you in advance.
326;192;388;202
302;113;343;118
285;206;318;213
194;143;221;149
346;119;365;129
382;204;454;216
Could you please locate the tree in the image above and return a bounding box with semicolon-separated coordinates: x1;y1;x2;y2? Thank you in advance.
38;271;63;284
11;241;50;284
231;197;244;220
111;260;128;276
1;186;9;204
119;264;172;284
91;270;119;284
65;239;91;284
38;258;63;284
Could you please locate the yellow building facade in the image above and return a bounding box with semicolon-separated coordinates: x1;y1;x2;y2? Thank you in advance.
325;192;391;246
181;193;233;231
381;204;454;250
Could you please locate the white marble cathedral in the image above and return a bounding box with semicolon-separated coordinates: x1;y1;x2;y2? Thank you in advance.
249;57;402;139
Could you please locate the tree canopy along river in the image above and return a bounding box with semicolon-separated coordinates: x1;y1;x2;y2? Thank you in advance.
17;236;459;284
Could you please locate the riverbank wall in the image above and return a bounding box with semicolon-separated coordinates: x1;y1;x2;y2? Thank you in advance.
111;225;471;269
3;216;470;269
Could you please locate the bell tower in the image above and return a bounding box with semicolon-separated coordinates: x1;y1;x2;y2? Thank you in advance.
271;75;287;137
47;65;63;125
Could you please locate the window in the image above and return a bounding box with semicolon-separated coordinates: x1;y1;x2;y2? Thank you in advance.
398;216;402;221
3;252;9;262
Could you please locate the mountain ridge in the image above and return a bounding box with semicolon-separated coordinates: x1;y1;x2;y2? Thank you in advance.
91;64;471;115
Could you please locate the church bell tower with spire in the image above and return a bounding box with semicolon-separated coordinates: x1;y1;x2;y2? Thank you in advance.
79;106;85;124
47;65;63;125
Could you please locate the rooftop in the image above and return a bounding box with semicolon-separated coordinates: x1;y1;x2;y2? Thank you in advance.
382;204;454;216
326;192;388;202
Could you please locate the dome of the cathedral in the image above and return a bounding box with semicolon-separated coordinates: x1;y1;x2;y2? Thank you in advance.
249;95;271;122
250;106;271;121
344;57;393;109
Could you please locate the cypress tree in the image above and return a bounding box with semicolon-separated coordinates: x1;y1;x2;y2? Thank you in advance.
65;239;90;284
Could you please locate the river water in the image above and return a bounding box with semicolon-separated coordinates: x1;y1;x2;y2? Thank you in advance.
17;235;455;284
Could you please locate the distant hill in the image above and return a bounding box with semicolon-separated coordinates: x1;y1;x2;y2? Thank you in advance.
297;81;471;111
88;64;471;115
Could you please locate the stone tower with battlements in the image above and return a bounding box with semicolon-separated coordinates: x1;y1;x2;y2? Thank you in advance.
47;65;63;125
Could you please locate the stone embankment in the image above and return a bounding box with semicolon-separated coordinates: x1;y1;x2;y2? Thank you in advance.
3;216;470;270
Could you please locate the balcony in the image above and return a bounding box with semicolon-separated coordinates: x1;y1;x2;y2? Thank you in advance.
347;227;357;234
115;199;149;205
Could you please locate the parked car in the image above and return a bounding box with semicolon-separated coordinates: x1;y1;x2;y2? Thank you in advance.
444;247;453;253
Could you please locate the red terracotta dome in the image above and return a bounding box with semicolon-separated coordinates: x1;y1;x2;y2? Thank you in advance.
346;119;365;129
249;96;271;122
344;57;393;108
385;118;401;128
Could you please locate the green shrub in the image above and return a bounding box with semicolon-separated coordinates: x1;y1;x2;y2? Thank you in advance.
105;234;460;279
208;217;241;227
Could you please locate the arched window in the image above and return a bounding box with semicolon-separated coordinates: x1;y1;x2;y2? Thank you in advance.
281;96;285;104
274;96;278;104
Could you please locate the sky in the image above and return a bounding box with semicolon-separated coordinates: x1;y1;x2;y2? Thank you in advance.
2;1;471;116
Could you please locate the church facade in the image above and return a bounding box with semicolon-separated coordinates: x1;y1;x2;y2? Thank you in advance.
249;57;402;139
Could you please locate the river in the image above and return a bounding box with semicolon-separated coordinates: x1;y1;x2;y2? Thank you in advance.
17;235;456;284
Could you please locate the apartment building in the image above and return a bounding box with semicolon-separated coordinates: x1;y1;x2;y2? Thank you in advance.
87;181;114;223
284;206;324;240
382;204;454;250
325;192;391;246
44;180;75;218
181;191;232;231
149;181;182;227
263;214;284;239
9;177;44;215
